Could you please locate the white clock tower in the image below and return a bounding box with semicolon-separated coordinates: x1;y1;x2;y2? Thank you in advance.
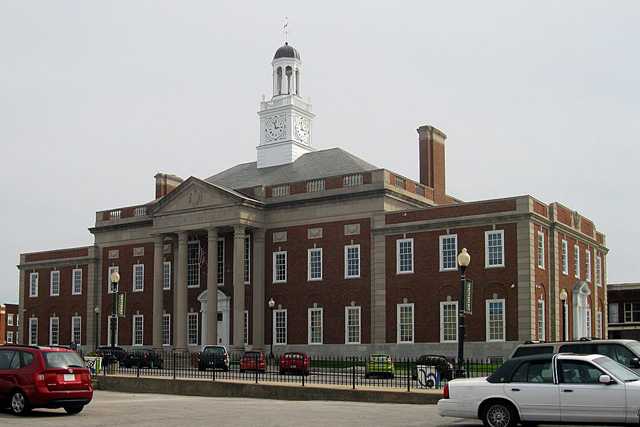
257;43;315;168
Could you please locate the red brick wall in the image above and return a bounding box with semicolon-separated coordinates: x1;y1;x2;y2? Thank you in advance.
533;201;548;218
385;223;519;343
386;199;517;225
24;247;89;263
556;205;573;226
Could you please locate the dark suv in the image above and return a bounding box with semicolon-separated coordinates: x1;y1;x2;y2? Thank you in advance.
95;346;127;367
122;349;164;369
0;344;93;415
198;345;229;371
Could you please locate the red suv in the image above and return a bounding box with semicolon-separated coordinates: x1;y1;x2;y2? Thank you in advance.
279;352;311;375
0;345;93;415
239;351;266;373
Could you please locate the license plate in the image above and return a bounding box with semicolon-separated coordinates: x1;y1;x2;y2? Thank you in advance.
63;374;75;382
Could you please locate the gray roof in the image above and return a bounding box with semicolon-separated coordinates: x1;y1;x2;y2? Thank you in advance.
205;148;378;189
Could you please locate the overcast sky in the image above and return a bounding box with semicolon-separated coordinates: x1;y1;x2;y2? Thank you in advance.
1;1;638;304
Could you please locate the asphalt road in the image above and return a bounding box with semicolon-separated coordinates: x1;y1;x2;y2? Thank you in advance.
0;390;475;427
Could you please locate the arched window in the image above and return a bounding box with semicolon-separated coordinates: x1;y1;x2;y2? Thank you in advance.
285;66;292;95
295;69;300;94
276;67;282;95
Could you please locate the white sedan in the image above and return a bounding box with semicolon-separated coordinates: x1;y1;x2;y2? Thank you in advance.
437;353;640;426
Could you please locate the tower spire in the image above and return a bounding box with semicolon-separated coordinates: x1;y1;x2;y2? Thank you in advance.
283;16;288;43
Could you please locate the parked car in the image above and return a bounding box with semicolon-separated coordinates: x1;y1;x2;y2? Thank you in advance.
365;354;394;379
438;353;640;426
122;349;164;369
95;346;127;367
0;344;93;416
239;351;266;373
279;352;310;375
411;354;454;383
198;345;230;372
510;339;640;372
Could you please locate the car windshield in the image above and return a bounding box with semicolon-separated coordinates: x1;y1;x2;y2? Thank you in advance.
44;351;85;369
204;347;224;354
625;341;640;358
594;356;640;382
244;352;260;357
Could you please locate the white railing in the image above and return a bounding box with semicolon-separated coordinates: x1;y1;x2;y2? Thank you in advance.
272;185;290;197
109;210;121;219
306;179;325;193
343;174;363;187
134;206;147;217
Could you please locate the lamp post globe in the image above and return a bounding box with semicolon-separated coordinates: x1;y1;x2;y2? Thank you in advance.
456;248;471;378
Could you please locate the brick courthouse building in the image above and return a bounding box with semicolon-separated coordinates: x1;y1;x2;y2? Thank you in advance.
17;43;608;358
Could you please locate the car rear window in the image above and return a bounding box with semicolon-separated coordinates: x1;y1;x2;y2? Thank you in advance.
513;346;554;358
244;352;260;357
43;351;85;369
204;347;225;354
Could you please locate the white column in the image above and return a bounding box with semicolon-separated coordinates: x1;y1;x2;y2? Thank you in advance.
206;228;218;346
152;237;164;349
174;232;188;351
252;229;265;350
232;225;245;351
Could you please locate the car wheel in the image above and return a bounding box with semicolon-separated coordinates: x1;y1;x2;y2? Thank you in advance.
482;401;517;427
64;405;84;415
9;390;30;416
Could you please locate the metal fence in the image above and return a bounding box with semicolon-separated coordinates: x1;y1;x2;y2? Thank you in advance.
91;350;500;391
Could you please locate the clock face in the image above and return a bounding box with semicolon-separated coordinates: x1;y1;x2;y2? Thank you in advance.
295;116;310;144
264;115;286;142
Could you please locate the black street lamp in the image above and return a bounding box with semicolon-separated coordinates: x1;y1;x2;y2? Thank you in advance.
268;297;276;361
456;248;471;378
110;271;120;349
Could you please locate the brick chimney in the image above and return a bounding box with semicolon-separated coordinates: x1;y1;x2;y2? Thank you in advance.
417;125;447;202
155;173;183;199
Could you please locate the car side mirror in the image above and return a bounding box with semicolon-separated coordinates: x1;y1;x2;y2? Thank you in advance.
599;374;613;385
631;358;640;369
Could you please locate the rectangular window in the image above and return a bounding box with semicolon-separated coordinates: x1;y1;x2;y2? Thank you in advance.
107;316;118;347
50;271;60;296
537;231;545;269
585;250;592;282
609;303;619;324
439;234;458;271
187;242;201;288
108;266;119;293
306;179;325;193
561;240;569;275
29;318;38;346
307;248;323;281
72;316;81;345
595;311;602;339
485;230;505;268
595;256;602;286
345;306;361;344
132;314;144;346
624;303;640;323
7;314;13;327
537;300;545;341
308;308;323;344
6;331;13;344
163;261;172;290
72;268;82;295
244;236;251;284
440;301;458;343
244;310;249;345
487;299;506;342
273;251;287;283
396;238;414;274
29;272;38;297
162;314;171;346
133;264;144;292
344;244;361;279
273;309;287;345
272;184;290;197
585;305;592;337
343;173;363;187
574;245;580;279
187;313;198;345
397;303;414;343
49;316;59;346
217;238;224;285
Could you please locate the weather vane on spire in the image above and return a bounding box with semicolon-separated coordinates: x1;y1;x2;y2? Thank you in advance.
283;16;289;43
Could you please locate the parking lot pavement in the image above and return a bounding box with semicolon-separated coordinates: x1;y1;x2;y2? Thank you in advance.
0;390;477;426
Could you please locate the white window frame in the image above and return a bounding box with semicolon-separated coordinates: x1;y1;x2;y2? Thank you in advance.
396;238;414;274
273;309;287;345
29;272;38;297
561;239;569;275
563;301;569;341
537;299;545;341
440;301;458;343
344;306;361;345
244;236;251;285
585;249;592;282
107;266;119;293
272;251;288;283
162;313;171;346
574;245;580;279
6;331;13;344
307;248;323;281
537;231;545;269
586;304;592;338
7;314;13;327
72;268;82;295
307;307;323;345
29;318;38;346
595;256;602;287
397;303;415;344
49;316;59;346
439;234;458;271
344;244;361;279
596;310;603;339
485;230;505;268
71;316;81;345
187;241;201;288
486;299;506;342
217;238;224;286
162;261;172;290
50;270;60;297
243;310;249;345
132;314;144;346
107;316;118;347
187;312;199;346
133;263;144;292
